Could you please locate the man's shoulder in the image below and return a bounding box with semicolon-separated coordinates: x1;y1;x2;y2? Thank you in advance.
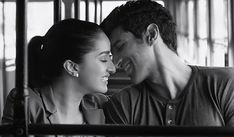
81;93;109;109
192;66;234;79
191;66;234;94
110;82;147;102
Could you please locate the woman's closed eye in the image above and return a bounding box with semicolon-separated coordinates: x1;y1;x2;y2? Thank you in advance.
101;59;108;62
100;55;109;62
100;54;113;63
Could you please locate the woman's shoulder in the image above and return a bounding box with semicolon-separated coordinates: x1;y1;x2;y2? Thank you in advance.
6;87;40;101
2;87;44;123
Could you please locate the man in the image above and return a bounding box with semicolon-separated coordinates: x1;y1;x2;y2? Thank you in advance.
100;0;234;126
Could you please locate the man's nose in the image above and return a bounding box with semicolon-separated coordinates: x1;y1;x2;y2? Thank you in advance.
113;56;123;69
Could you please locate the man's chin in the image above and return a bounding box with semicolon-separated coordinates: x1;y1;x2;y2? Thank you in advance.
130;76;143;85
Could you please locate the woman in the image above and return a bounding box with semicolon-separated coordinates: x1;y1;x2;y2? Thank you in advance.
2;19;116;125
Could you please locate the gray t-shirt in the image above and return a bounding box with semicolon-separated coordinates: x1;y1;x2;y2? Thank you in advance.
104;66;234;126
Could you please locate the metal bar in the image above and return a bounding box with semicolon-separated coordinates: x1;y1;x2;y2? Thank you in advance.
1;0;7;115
54;0;61;23
74;0;80;19
94;0;98;23
224;0;229;67
85;0;89;21
15;0;29;137
100;0;102;22
0;125;14;135
207;0;214;66
228;0;234;66
194;0;200;65
0;125;234;136
27;125;234;136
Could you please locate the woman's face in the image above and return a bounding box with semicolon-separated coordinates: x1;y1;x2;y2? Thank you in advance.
78;32;116;93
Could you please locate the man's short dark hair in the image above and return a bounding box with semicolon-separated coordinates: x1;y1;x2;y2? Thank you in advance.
100;0;177;53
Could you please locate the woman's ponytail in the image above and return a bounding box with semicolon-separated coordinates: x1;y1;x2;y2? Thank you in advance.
28;36;45;88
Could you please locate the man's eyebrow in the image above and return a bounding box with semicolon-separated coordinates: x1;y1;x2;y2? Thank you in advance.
112;40;122;48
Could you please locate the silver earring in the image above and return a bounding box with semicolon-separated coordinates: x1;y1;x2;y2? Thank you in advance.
72;72;79;77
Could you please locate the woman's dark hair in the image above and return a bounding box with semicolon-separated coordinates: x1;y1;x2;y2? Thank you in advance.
28;19;103;88
100;0;177;53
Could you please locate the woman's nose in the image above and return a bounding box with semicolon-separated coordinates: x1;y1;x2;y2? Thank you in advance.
107;60;116;74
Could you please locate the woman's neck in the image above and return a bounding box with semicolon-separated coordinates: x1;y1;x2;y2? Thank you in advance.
50;78;86;124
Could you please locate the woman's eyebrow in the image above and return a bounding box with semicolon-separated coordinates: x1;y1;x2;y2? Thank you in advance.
98;51;111;56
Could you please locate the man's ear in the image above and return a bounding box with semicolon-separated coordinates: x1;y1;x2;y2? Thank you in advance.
145;23;159;46
63;60;79;77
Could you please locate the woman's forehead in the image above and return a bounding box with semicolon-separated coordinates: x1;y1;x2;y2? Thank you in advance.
87;33;111;56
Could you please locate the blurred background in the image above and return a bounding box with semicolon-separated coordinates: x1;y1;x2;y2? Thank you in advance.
0;0;233;121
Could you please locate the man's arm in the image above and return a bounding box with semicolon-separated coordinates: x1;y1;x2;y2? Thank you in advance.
103;89;134;125
218;69;234;126
104;97;128;124
221;78;234;126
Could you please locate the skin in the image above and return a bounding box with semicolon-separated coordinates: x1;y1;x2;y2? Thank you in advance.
52;31;116;124
110;26;156;85
109;25;192;100
78;32;116;93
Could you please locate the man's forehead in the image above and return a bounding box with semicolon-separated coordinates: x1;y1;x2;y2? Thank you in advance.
110;28;124;44
110;26;124;38
110;27;130;45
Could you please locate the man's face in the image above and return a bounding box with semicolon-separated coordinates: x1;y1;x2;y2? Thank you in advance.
110;26;154;84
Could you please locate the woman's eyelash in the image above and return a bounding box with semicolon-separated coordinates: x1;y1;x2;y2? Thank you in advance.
100;54;113;62
101;59;108;62
100;56;109;62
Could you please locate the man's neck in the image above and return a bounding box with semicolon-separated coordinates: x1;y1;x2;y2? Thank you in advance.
161;60;191;99
150;44;192;99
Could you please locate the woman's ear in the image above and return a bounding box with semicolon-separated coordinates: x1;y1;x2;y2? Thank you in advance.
63;60;79;77
145;23;159;46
